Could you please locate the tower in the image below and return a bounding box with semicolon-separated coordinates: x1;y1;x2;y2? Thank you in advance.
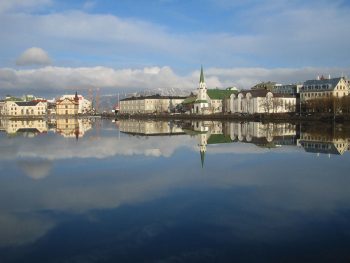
199;133;207;168
198;65;207;101
194;66;209;114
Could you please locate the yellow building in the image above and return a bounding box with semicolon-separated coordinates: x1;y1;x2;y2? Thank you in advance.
56;93;79;115
300;77;348;101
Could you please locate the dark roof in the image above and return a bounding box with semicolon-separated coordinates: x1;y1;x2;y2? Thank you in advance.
300;141;343;155
15;101;40;106
302;77;342;91
238;89;295;98
121;95;187;101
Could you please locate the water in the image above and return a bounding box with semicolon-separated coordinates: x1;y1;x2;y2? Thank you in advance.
0;118;350;262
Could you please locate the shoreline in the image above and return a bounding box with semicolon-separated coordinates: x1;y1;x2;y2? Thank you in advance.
115;113;350;123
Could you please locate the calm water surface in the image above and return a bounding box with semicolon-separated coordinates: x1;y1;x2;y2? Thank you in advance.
0;118;350;262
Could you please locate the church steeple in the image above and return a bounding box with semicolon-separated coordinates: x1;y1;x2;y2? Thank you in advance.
200;150;205;168
199;65;205;83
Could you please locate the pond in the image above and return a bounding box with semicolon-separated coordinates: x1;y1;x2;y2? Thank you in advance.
0;118;350;262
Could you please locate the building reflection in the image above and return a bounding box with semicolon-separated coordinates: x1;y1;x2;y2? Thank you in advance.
118;119;185;136
298;130;348;156
0;119;48;137
55;118;92;139
0;118;92;139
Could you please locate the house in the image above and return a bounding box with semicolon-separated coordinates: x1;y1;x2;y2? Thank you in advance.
193;66;237;114
56;92;79;115
300;76;348;101
230;89;296;114
119;94;186;114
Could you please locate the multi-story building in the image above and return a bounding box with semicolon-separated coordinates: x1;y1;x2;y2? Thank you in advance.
230;89;296;114
1;100;47;116
119;94;186;114
56;93;79;115
300;77;348;101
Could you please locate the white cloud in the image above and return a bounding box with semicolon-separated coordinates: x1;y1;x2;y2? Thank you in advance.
16;47;51;66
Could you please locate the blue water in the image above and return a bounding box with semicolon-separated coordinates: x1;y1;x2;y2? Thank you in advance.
0;119;350;262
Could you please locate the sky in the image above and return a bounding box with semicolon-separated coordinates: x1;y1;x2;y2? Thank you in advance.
0;0;350;97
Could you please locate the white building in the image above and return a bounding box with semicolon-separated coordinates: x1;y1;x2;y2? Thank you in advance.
119;95;186;114
230;89;296;114
1;100;47;116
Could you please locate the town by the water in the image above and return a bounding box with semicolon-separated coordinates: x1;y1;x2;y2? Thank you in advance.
1;67;350;121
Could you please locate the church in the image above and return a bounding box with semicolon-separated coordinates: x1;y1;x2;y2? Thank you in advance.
193;66;236;114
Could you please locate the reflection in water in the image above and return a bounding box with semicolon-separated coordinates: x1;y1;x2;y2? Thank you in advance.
0;118;350;262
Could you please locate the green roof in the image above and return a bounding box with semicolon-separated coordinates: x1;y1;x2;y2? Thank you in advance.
182;96;197;105
207;134;233;144
195;99;208;103
207;89;237;100
199;65;205;83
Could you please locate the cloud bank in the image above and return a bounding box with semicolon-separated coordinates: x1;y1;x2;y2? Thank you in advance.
0;65;349;95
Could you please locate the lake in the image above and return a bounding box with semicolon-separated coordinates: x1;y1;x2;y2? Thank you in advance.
0;118;350;262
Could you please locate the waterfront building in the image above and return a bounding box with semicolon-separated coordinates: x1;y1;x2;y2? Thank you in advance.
56;92;79;115
60;94;92;114
230;89;296;114
300;76;348;101
193;67;236;114
119;94;186;114
1;100;47;116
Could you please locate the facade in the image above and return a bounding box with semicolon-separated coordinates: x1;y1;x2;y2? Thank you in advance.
60;94;92;114
119;95;186;114
56;93;79;115
230;89;296;114
1;100;47;116
300;77;348;101
193;67;236;114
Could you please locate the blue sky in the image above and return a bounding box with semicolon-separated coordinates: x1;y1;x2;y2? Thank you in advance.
0;0;350;95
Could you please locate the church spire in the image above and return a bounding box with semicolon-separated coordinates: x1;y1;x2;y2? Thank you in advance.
199;65;205;83
200;150;205;168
